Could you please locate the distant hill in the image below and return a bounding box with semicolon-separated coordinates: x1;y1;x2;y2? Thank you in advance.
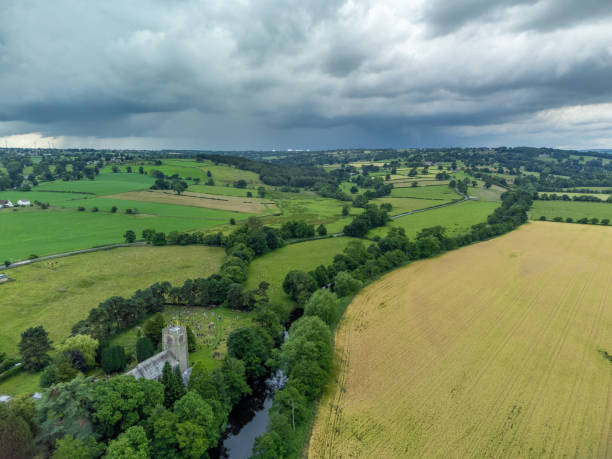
582;149;612;154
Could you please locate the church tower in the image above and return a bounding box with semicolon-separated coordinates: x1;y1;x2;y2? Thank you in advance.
162;325;189;372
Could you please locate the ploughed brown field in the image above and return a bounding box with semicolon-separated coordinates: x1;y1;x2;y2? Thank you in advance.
310;222;612;458
106;189;277;214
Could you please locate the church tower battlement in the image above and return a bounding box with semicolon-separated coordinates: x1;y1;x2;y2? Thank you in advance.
162;325;189;372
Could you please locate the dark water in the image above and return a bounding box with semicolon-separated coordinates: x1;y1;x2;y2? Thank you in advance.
210;308;304;459
210;370;287;458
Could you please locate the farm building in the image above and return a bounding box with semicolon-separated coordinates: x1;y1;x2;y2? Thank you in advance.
17;200;31;206
0;274;8;283
0;200;14;208
126;325;191;382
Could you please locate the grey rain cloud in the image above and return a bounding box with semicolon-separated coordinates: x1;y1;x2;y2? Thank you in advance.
1;0;612;150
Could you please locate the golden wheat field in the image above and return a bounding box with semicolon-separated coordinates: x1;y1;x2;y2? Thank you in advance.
309;222;612;458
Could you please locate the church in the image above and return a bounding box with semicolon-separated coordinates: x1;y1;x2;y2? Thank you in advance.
126;325;191;382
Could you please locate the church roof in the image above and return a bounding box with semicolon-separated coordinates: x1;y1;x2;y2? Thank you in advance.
125;350;179;380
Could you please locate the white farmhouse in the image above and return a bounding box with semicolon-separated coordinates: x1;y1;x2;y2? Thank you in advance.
0;200;14;209
17;200;31;206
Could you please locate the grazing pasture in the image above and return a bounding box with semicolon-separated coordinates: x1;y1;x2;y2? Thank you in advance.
389;184;459;200
370;197;447;215
310;222;612;458
245;236;356;307
369;200;498;238
0;245;224;356
531;200;612;221
0;206;247;261
0;245;224;395
36;171;154;194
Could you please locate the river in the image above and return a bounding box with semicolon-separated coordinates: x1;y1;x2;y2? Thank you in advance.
211;309;302;458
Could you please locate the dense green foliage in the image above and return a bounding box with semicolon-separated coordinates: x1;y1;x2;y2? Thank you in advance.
18;326;53;371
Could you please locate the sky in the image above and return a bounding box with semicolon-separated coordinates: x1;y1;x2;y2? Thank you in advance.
1;0;612;151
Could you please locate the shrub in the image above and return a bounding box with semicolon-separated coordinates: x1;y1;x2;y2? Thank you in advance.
602;219;610;226
334;271;363;297
553;216;563;222
539;215;546;221
566;217;574;223
91;207;99;212
111;206;118;213
101;345;126;374
136;337;155;362
39;365;57;388
152;232;166;246
304;290;338;326
77;206;86;212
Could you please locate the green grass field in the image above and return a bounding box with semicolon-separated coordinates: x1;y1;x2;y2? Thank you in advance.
0;245;224;395
370;200;499;239
117;159;263;186
261;191;361;234
36;171;154;194
0;206;249;262
390;185;459;200
531;200;612;221
371;197;450;215
245;237;356;307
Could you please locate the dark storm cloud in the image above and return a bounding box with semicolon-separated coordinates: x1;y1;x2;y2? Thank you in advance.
1;0;612;149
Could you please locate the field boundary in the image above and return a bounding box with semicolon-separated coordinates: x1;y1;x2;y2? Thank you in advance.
4;242;147;269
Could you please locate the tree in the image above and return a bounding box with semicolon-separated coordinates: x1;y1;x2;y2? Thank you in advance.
144;313;165;346
226;284;245;309
40;364;58;388
19;325;53;371
105;426;150;459
0;400;36;459
171;180;188;195
221;357;251;405
304;289;338;326
111;206;118;213
123;230;136;243
334;271;362;297
52;435;105;459
136;337;155;362
227;327;270;380
316;224;327;236
161;362;186;408
37;376;96;450
91;376;163;440
152;232;166;246
283;270;317;304
234;179;247;188
341;205;350;216
57;334;99;368
186;325;197;352
56;362;78;383
100;345;126;374
173;391;217;456
257;186;266;197
246;191;253;198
